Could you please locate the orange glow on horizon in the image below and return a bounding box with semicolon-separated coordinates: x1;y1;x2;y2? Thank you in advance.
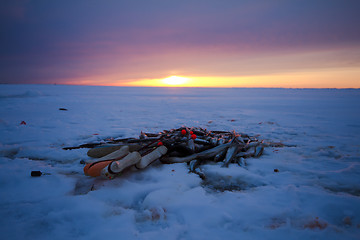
119;67;360;88
61;67;360;88
57;47;360;88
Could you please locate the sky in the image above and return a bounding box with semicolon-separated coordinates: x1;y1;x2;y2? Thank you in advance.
1;0;360;88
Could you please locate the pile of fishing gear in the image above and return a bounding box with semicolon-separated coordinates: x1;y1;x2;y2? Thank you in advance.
64;127;286;180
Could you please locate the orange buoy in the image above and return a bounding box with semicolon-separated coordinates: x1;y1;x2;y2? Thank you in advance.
84;160;113;177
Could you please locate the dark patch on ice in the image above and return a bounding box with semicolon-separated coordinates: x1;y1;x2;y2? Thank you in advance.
27;157;48;161
0;90;43;98
0;146;20;159
323;186;360;197
258;121;278;125
202;180;251;192
61;171;100;195
201;176;263;192
315;146;343;159
72;178;96;195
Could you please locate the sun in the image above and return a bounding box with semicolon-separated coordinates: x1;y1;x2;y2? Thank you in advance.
162;76;189;86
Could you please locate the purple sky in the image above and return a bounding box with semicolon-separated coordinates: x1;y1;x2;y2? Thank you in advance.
1;0;360;87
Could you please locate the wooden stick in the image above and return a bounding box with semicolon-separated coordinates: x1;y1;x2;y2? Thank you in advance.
161;143;230;163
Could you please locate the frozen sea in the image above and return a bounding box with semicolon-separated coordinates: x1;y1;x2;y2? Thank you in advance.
0;84;360;240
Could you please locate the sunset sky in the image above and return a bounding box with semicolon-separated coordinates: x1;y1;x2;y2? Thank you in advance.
1;0;360;88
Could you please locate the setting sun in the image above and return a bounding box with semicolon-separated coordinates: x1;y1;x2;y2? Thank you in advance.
162;76;189;86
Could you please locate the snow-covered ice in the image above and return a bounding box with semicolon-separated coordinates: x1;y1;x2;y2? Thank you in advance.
0;84;359;239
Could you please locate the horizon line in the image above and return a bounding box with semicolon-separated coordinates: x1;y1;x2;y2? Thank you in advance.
1;82;359;90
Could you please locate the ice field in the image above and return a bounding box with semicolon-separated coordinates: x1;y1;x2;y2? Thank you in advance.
0;84;360;240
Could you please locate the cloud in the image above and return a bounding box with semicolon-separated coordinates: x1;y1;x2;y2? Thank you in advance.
1;0;360;86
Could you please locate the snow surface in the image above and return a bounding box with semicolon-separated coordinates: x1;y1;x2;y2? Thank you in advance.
0;84;360;240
